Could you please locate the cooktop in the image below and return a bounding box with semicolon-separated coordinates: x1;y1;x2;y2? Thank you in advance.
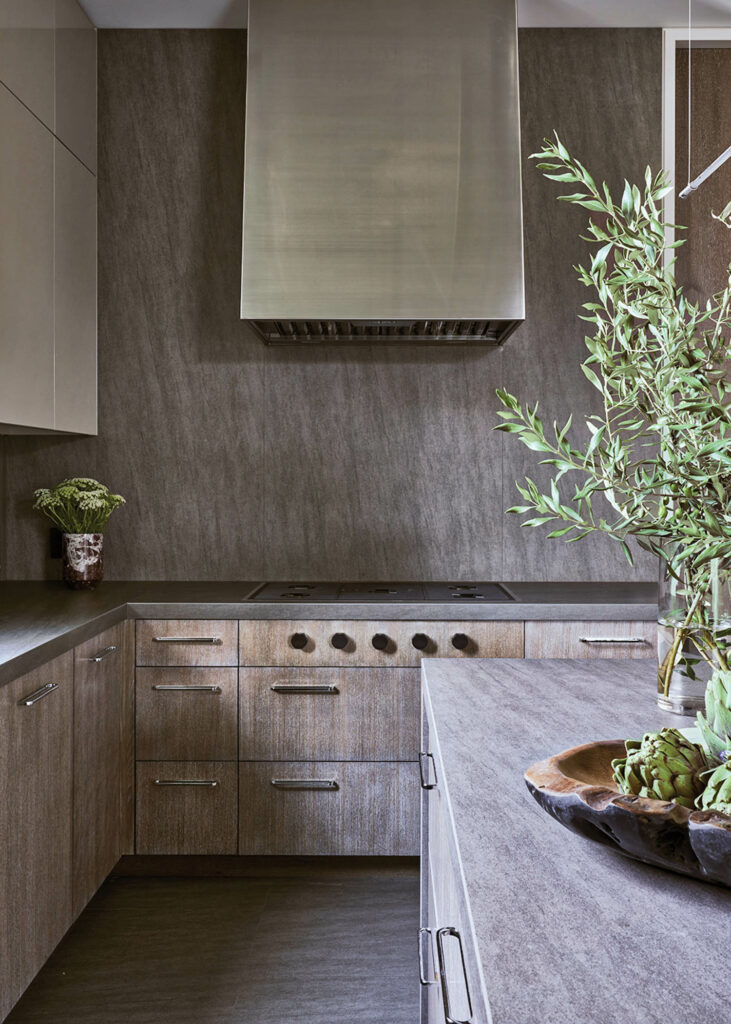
248;582;515;602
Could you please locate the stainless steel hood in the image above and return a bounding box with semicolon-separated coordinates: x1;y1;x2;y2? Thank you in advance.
240;0;524;345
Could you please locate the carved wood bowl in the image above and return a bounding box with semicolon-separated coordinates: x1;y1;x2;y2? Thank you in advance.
525;740;731;887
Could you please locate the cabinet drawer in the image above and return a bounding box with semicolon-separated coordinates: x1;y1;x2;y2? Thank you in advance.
135;762;237;854
238;761;419;855
524;620;656;659
136;620;238;666
136;668;238;760
239;667;418;761
239;619;523;667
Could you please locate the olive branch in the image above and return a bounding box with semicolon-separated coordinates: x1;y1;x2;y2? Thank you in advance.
495;135;731;692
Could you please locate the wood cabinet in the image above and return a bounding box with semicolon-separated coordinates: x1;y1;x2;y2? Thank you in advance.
524;620;656;659
239;666;419;761
136;667;238;760
0;652;73;1022
238;761;419;856
72;624;124;918
136;762;238;855
0;0;96;435
136;620;239;667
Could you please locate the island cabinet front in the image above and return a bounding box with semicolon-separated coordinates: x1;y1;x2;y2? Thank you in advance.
420;694;490;1024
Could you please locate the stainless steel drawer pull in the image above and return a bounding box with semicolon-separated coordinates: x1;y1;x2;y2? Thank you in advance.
18;682;59;707
87;645;118;662
151;684;222;693
270;683;339;694
271;779;339;790
152;636;222;644
419;751;438;790
418;927;437;986
153;779;218;787
579;636;647;644
436;926;473;1024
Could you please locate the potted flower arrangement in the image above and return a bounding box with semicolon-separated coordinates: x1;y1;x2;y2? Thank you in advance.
496;136;731;714
33;478;125;589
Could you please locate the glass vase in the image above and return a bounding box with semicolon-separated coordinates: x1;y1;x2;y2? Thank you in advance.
657;556;731;714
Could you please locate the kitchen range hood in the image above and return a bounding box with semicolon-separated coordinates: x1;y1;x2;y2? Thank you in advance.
240;0;524;345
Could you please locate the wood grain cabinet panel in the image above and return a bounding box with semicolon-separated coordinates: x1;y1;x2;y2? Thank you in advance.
524;620;656;659
238;761;419;856
136;762;238;855
239;620;523;667
239;667;418;761
136;620;238;666
136;667;238;760
0;652;73;1022
72;624;125;918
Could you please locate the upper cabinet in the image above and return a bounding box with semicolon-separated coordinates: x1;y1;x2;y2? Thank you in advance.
0;0;97;435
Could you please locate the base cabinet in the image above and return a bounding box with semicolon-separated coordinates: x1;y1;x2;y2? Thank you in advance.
0;653;73;1021
136;762;238;854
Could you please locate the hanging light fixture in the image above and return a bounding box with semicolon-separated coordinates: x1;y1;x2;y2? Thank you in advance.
678;0;731;199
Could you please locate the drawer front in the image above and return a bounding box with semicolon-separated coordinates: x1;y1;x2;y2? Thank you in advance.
239;619;523;667
136;620;238;666
525;620;656;659
135;762;238;854
239;667;418;761
136;668;238;760
238;761;419;855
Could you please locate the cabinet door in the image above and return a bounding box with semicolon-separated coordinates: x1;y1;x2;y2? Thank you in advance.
54;0;96;172
524;620;656;659
54;140;97;434
72;624;124;918
0;652;73;1021
136;667;238;760
0;86;55;431
0;0;54;128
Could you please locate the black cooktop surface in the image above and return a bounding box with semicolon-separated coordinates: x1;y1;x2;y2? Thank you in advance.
248;582;515;602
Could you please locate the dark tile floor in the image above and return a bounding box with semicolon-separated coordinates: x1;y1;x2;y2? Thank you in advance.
6;865;420;1024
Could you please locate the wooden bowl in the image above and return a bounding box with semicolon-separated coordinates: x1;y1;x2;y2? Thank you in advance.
525;740;731;887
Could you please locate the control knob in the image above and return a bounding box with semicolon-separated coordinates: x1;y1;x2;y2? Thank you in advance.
331;632;349;650
290;632;308;650
451;633;469;651
371;633;390;651
411;633;430;651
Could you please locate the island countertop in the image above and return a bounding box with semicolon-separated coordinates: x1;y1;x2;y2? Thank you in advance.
421;657;730;1024
0;580;657;686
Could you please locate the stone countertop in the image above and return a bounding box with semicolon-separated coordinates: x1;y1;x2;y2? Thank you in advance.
421;657;730;1024
0;581;657;687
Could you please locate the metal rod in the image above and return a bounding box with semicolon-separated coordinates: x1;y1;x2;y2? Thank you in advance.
153;779;218;787
270;779;338;790
86;645;118;663
18;682;59;707
152;685;222;692
270;683;339;694
152;636;222;644
579;637;647;644
679;144;731;198
418;927;437;986
419;751;438;790
436;927;473;1024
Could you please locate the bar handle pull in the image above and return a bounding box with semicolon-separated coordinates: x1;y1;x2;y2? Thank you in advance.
86;645;118;662
270;683;339;694
579;636;647;644
152;685;222;693
436;926;473;1024
152;636;222;645
153;779;218;787
18;682;59;707
419;751;438;790
271;779;338;790
418;927;437;986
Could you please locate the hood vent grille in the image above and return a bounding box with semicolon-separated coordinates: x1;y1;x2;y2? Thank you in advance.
250;319;518;346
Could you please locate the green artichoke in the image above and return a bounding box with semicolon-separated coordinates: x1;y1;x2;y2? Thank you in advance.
611;728;709;808
696;670;731;762
695;760;731;817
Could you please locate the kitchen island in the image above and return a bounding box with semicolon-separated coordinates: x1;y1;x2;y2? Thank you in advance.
420;658;730;1024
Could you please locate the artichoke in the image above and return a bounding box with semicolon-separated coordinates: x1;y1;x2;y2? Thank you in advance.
611;728;709;808
695;760;731;817
696;670;731;761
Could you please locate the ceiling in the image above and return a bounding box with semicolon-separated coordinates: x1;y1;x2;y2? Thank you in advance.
78;0;731;29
